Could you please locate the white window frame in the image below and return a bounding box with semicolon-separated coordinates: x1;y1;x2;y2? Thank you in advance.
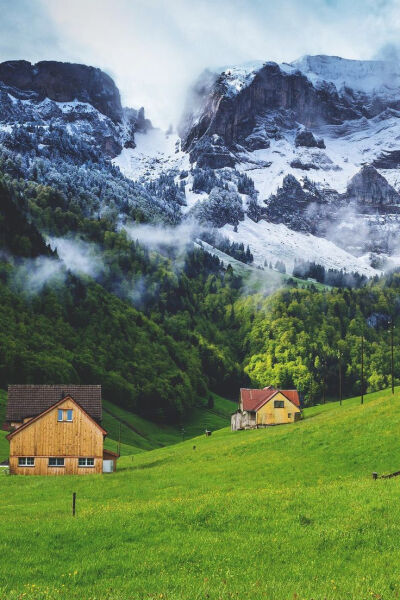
57;409;73;422
78;458;94;467
18;457;35;467
48;457;65;467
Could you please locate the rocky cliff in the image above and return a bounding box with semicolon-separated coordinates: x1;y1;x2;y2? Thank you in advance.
0;60;152;158
179;57;400;168
0;60;123;122
179;63;361;166
346;165;400;208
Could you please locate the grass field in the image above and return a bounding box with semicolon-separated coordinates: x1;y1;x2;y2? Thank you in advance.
1;388;400;599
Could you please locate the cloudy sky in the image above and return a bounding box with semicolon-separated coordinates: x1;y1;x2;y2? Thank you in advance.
1;0;400;127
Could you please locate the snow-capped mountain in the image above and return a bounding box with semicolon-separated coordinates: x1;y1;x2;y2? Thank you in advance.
4;56;400;278
117;55;400;275
0;60;151;157
0;60;187;227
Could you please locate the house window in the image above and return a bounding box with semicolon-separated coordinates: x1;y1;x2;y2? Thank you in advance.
18;457;35;467
48;457;65;467
57;409;73;422
288;413;292;418
274;400;285;408
78;458;94;467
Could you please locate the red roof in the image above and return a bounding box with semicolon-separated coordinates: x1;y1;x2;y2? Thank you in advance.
240;388;277;411
240;387;300;411
280;390;300;407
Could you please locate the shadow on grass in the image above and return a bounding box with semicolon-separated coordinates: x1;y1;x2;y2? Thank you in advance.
302;412;324;420
119;457;171;472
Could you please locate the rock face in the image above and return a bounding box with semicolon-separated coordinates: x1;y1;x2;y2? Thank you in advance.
264;175;337;234
189;135;236;168
0;60;152;158
347;165;400;208
179;61;363;166
0;60;122;122
295;129;325;149
179;56;400;168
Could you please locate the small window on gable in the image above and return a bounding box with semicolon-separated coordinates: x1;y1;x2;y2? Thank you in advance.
57;409;73;422
288;413;292;419
274;400;285;409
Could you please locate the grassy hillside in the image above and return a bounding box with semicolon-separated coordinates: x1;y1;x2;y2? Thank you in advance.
0;392;235;462
1;388;400;599
102;393;235;456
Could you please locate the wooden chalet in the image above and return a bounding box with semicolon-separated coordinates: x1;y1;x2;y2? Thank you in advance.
5;385;118;475
231;386;301;430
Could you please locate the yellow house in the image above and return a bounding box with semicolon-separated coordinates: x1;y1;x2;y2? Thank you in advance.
231;386;301;430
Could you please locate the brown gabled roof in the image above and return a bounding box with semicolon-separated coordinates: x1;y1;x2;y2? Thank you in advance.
7;395;107;440
241;387;301;412
6;385;102;423
103;449;119;458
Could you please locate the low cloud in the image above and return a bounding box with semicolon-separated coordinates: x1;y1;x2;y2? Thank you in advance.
123;222;197;253
9;238;105;296
48;237;104;278
320;204;371;257
12;256;65;295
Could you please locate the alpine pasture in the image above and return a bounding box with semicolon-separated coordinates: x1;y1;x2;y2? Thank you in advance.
1;389;400;599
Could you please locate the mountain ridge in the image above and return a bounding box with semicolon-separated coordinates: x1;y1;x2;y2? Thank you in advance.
3;54;400;274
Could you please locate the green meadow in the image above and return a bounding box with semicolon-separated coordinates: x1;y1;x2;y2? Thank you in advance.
1;388;400;599
101;393;235;456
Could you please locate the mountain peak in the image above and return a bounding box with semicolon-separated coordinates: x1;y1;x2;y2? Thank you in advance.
0;59;123;122
289;54;400;93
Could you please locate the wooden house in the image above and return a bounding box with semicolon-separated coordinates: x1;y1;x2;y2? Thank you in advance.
5;385;118;475
231;386;301;430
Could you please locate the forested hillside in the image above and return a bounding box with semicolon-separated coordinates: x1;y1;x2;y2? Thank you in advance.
237;275;400;403
0;244;244;421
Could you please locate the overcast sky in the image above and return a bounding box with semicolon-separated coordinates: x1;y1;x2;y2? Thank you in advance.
1;0;400;127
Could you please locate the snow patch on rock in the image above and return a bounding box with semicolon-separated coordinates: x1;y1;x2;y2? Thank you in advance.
113;129;190;181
